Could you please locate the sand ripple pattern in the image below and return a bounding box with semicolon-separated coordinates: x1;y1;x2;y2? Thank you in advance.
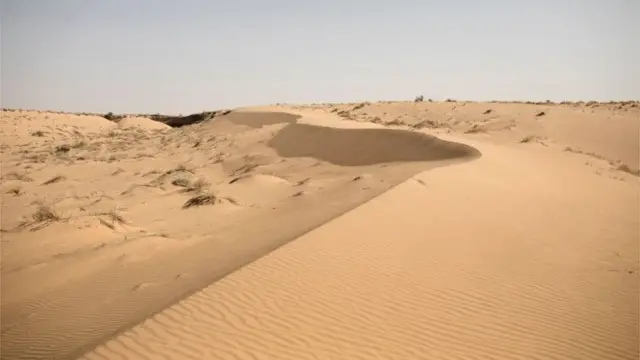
81;179;638;360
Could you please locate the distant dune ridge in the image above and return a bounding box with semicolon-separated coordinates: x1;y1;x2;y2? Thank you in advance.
0;100;638;360
115;116;172;131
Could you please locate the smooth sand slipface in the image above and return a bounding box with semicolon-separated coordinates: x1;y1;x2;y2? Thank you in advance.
1;102;638;359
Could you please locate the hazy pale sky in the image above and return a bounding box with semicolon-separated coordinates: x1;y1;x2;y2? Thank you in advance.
2;0;639;114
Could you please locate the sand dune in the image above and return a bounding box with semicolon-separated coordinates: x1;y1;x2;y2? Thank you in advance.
1;107;476;360
81;132;638;360
1;101;638;360
116;116;172;131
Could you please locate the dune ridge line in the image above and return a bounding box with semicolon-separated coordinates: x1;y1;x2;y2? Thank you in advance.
1;108;483;360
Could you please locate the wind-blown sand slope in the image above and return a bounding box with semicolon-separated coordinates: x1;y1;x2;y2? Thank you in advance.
82;155;639;360
1;108;478;359
81;104;638;359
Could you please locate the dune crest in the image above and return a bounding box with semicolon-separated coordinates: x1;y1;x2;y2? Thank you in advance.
1;107;478;360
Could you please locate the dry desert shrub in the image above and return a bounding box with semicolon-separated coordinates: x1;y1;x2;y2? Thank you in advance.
32;204;62;223
55;144;71;154
352;102;368;111
519;135;536;143
183;193;219;208
336;110;354;119
96;207;128;229
465;124;485;134
412;119;447;129
294;177;310;186
184;178;210;193
42;175;66;185
167;163;195;175
133;152;154;159
147;164;196;187
103;112;125;122
231;163;258;177
171;177;190;188
615;163;640;177
5;186;22;196
183;192;237;209
386;118;404;126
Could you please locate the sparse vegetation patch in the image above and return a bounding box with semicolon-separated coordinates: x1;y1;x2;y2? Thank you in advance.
42;175;66;185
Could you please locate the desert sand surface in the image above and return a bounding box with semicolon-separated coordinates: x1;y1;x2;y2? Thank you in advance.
1;100;638;360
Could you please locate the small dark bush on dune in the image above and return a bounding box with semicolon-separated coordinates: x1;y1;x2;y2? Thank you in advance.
104;112;115;121
171;178;190;187
183;194;219;208
42;175;66;185
32;204;62;223
103;112;125;122
182;192;237;208
55;144;71;154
